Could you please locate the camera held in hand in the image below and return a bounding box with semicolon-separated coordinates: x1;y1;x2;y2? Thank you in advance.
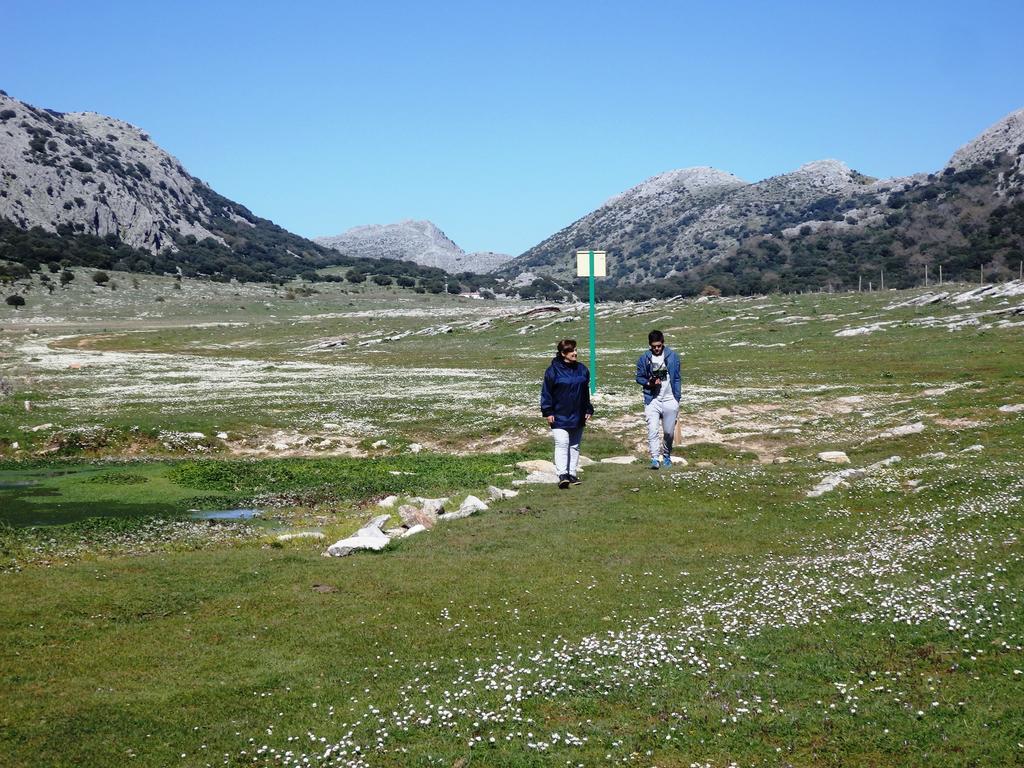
648;366;668;391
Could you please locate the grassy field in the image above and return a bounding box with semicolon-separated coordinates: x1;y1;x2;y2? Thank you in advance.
1;273;1022;766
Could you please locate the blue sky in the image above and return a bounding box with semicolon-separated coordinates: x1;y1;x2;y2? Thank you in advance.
7;0;1024;255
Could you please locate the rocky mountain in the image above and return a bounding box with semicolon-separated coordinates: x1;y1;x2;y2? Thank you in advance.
0;91;463;286
502;109;1024;297
0;92;218;251
315;220;512;274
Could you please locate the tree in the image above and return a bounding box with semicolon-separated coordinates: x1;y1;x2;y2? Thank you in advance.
345;269;367;284
5;295;25;309
372;274;393;286
92;271;110;286
59;270;75;287
396;275;416;288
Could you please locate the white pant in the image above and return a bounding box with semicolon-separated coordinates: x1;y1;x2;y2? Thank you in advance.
644;398;679;460
551;427;583;478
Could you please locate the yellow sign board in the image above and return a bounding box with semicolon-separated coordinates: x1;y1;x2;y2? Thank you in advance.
576;249;607;277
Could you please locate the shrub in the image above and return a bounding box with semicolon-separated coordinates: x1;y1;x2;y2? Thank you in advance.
700;284;722;297
68;158;93;173
5;295;26;309
91;271;110;286
396;275;416;288
345;269;367;283
372;274;393;286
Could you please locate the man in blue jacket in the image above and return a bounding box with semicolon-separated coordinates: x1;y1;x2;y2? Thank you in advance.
635;329;682;469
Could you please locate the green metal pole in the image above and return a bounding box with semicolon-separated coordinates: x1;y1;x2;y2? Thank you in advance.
588;249;597;393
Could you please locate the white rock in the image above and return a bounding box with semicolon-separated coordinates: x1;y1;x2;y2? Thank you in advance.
998;403;1024;413
371;439;388;449
512;471;561;486
271;441;290;451
402;524;427;538
961;444;984;453
773;456;795;464
216;432;229;440
398;504;437;528
516;459;557;473
185;432;205;439
11;442;18;450
377;495;399;508
807;455;899;498
876;422;925;439
408;443;423;453
808;468;866;498
322;423;342;430
30;423;53;432
325;522;390;556
487;485;519;501
411;497;448;514
577;455;596;467
817;451;850;464
440;495;489;521
600;456;638;464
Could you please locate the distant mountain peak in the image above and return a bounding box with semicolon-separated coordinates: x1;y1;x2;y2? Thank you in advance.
501;107;1024;291
315;220;512;274
948;108;1024;170
604;166;746;207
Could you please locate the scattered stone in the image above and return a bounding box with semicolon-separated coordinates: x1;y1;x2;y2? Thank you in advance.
411;497;448;515
216;431;228;440
808;468;867;498
367;514;390;529
401;524;426;538
961;444;984;453
599;456;637;465
311;583;338;593
998;403;1024;413
398;503;437;529
773;456;795;464
577;455;596;467
516;459;557;473
325;517;390;557
408;443;423;453
808;456;900;498
271;441;290;451
371;439;388;449
377;495;399;508
322;423;342;430
512;471;560;486
185;431;205;439
873;422;925;440
276;531;326;542
441;495;489;521
817;451;850;464
487;485;519;501
696;461;714;468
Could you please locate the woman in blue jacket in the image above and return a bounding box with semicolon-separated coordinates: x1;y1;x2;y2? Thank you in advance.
540;338;594;489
